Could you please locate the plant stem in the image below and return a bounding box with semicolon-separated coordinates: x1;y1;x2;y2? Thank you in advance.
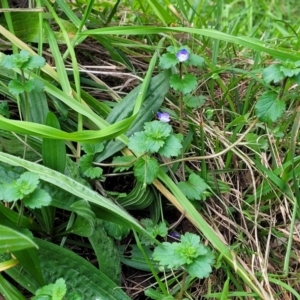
278;77;288;100
199;116;207;180
179;62;185;178
177;270;188;300
133;230;168;296
21;69;29;159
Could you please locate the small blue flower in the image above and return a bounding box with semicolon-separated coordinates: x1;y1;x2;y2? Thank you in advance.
169;232;181;239
157;112;170;123
176;49;189;62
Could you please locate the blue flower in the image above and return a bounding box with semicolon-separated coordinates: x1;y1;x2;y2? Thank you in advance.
169;232;181;239
176;49;189;62
157;112;170;123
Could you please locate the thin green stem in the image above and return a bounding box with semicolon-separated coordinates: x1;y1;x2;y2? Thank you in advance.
199;118;207;180
133;229;168;296
16;202;24;228
278;77;288;100
179;62;183;135
60;212;76;247
179;62;185;178
177;270;188;300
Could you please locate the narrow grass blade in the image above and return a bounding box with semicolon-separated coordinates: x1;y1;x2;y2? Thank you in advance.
155;171;271;299
42;111;66;173
0;152;149;236
81;26;300;61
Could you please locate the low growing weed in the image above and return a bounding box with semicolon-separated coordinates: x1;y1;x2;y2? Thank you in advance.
0;0;300;299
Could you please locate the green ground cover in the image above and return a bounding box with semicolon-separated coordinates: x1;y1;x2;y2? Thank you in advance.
0;0;299;299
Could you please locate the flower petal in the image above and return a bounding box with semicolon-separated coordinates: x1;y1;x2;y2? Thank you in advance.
176;49;189;62
157;112;170;123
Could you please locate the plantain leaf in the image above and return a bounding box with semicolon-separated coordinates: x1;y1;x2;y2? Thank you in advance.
1;239;131;299
0;225;38;253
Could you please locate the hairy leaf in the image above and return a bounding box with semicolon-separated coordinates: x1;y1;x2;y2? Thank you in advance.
144;121;172;139
183;95;206;108
177;173;207;200
80;155;103;179
134;157;160;184
158;134;182;158
17;172;40;196
262;64;284;83
186;54;205;67
128;132;148;154
153;232;214;279
159;53;178;69
185;250;215;278
22;189;52;209
0;50;30;69
170;73;197;94
140;219;168;246
81;142;104;155
255;91;285;122
8;79;34;95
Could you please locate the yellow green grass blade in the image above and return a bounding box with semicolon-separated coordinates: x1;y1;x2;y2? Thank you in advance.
81;26;300;61
155;171;271;299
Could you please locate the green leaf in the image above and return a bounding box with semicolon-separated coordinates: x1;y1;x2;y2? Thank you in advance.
0;101;10;118
133;157;160;184
0;274;26;300
52;278;67;299
0;50;30;69
245;133;268;151
263;64;284;83
280;59;300;77
170;74;197;94
255;91;285;122
185;250;215;278
31;78;45;92
144;121;172;139
88;220;121;284
119;244;158;272
112;156;135;172
81;142;104;155
152;232;215;279
177;173;207;200
95;71;170;162
103;220;130;240
177;233;206;263
1;182;21;201
186;54;205;67
183;95;206;108
8;79;34;95
158;134;182;158
80;155;103;179
128;121;174;155
25;55;46;70
0;225;38;252
70;200;96;237
128;132;148;154
145;136;165;153
16;172;39;196
2;238;131;299
152;242;178;268
42;111;66;173
159;53;178;69
33;278;66;300
22;189;52;209
140;219;168;246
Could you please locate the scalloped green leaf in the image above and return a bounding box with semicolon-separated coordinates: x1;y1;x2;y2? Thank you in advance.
255;91;285;122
